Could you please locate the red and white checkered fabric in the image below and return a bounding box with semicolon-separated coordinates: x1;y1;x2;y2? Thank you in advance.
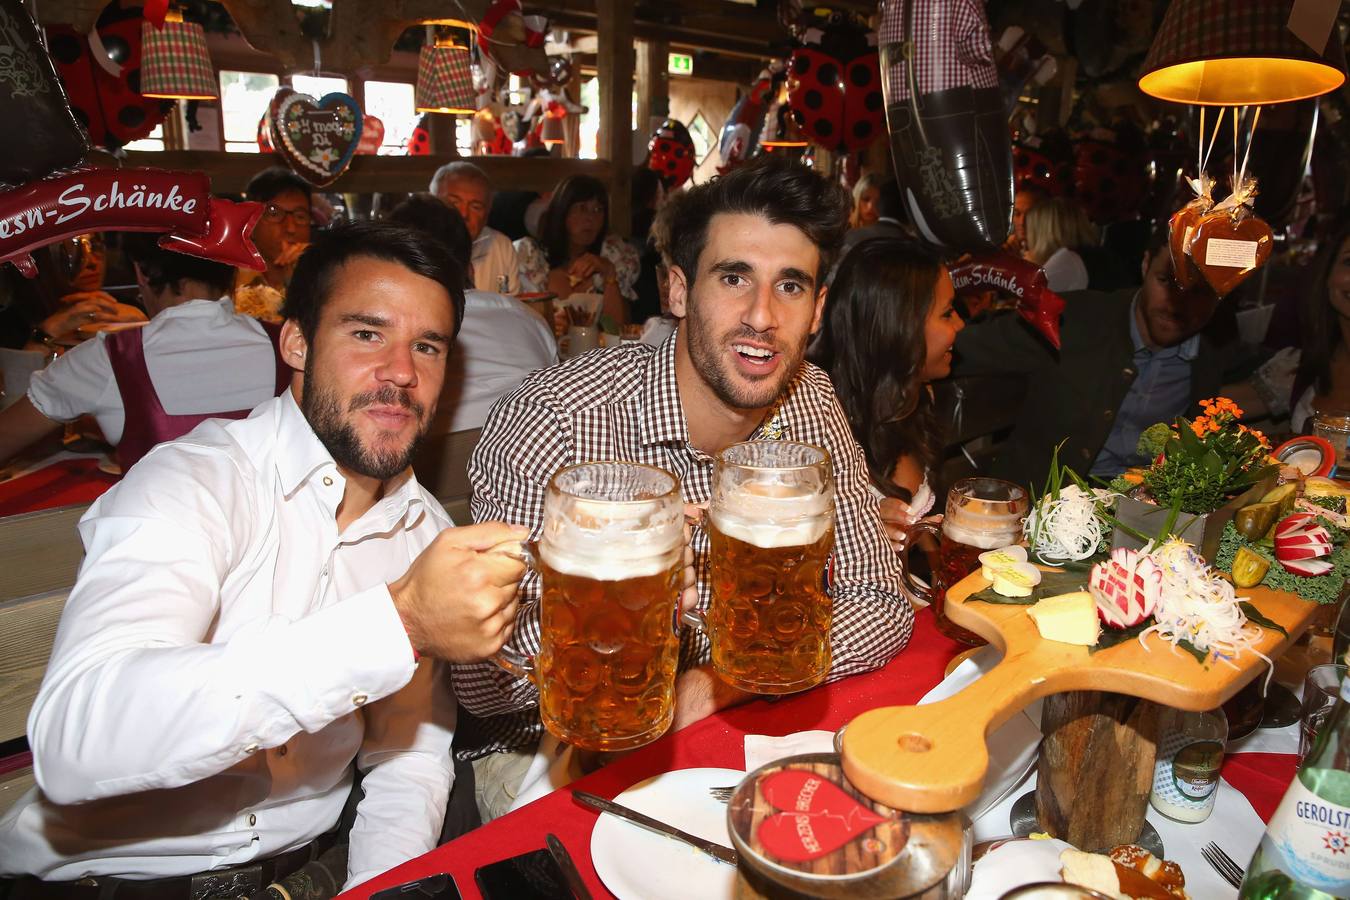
416;44;476;113
140;19;217;99
879;0;998;101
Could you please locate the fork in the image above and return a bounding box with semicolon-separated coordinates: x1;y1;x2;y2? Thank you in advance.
1201;841;1245;889
708;785;735;802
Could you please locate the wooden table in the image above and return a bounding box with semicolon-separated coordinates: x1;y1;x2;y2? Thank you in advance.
338;609;1300;900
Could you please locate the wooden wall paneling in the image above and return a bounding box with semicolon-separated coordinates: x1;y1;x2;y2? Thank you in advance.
668;77;738;186
0;504;88;603
596;0;635;238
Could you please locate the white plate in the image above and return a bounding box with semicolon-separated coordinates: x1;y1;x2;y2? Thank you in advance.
590;767;742;900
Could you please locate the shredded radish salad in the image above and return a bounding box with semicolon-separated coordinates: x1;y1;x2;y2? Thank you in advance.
1139;538;1268;670
1025;484;1116;563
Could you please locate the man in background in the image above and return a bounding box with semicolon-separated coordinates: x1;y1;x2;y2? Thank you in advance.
431;161;521;293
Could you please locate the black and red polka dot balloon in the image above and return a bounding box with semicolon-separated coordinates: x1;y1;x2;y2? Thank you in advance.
407;116;432;156
1013;132;1074;197
786;12;882;154
1073;136;1149;225
46;5;166;150
647;118;695;189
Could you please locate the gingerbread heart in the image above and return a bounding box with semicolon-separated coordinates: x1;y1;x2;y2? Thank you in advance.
267;88;363;188
1191;210;1273;298
1168;204;1205;290
754;769;890;862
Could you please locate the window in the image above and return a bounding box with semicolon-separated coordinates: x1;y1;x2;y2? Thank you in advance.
291;74;349;98
364;80;420;154
220;70;280;153
124;123;164;152
455;117;474;156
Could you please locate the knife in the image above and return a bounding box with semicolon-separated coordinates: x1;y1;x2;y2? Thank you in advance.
572;790;739;866
546;833;594;900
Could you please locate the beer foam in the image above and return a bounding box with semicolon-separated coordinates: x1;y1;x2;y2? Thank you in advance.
941;519;1017;550
710;488;833;549
538;541;679;581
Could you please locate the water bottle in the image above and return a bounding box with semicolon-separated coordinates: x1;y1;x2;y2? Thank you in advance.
1239;672;1350;898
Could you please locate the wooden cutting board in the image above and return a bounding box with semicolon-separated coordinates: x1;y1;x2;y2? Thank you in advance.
840;568;1320;813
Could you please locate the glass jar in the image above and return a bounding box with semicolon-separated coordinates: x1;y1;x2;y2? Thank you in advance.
1312;409;1350;477
1150;706;1228;823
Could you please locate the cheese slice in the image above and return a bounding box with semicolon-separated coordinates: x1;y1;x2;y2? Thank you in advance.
1026;591;1100;646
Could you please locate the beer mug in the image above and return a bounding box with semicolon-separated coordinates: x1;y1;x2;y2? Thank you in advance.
688;441;836;694
496;462;685;752
900;477;1028;645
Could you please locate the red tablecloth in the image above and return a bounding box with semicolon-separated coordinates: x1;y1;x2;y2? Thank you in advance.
340;610;1294;899
0;458;116;517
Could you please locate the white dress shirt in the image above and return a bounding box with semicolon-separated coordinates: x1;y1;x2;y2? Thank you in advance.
0;391;456;891
26;297;281;445
471;227;521;294
437;289;558;434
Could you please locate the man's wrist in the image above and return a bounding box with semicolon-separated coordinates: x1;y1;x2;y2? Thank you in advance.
387;579;421;662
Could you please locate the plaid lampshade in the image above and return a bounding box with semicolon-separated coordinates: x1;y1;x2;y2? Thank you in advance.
416;41;476;114
1139;0;1346;105
140;18;218;100
540;110;566;146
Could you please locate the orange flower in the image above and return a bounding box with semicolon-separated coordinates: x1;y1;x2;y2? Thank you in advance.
1191;418;1210;438
1201;396;1243;420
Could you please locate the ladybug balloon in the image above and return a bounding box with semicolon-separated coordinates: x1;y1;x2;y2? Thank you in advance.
648;118;696;189
786;12;884;154
1073;130;1149;225
1012;131;1073;197
45;4;167;150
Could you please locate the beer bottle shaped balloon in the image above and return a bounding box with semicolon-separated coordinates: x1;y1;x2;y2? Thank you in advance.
1240;671;1350;899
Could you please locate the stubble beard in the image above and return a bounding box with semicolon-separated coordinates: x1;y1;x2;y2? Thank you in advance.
302;355;430;481
684;297;806;412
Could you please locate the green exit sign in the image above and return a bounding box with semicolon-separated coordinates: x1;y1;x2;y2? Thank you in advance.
668;52;694;76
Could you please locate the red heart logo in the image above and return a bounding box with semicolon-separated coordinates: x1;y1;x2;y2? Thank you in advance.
754;770;890;862
1191;210;1273;298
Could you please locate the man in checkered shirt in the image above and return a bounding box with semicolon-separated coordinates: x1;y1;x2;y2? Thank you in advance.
453;156;912;819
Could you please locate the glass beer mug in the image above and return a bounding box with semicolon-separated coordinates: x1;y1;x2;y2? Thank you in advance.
688;441;836;694
900;477;1028;645
496;461;685;752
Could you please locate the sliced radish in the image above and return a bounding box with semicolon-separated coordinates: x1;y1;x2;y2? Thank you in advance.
1280;557;1335;577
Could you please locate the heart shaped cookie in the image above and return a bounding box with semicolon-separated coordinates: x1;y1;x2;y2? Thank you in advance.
1168;204;1205;290
1191;210;1273;298
754;769;891;862
267;89;363;187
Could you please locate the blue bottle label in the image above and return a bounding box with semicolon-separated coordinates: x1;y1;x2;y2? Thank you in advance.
1265;777;1350;894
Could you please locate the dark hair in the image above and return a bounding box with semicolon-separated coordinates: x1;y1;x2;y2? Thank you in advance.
385;193;474;271
245;166;313;204
657;154;849;287
122;232;235;296
540;175;609;268
1298;216;1350;395
808;237;943;497
282;221;467;341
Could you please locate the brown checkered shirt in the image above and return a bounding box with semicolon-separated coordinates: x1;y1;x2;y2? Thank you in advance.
452;333;911;757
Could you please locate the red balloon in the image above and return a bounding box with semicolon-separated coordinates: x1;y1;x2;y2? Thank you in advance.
949;252;1064;349
1073;138;1149;225
786;16;883;154
46;6;166;150
647;118;696;188
0;168;265;275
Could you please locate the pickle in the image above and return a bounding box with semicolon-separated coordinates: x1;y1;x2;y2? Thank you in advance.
1233;501;1279;541
1231;546;1271;588
1259;482;1301;519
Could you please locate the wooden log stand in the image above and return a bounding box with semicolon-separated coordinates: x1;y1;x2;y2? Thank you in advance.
1034;691;1165;850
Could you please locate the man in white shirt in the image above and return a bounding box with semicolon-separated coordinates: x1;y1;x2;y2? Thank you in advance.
0;237;286;470
0;223;528;897
386;193;557;434
431;161;521;294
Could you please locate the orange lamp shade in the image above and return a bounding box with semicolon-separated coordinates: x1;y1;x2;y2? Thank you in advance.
1139;0;1346;105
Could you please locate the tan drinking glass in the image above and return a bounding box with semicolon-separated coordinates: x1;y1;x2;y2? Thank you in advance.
688;440;836;694
496;461;685;752
901;477;1028;645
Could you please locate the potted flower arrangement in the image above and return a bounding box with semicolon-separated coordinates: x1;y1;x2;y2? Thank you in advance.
1108;397;1279;562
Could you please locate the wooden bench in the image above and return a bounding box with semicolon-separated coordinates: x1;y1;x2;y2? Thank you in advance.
0;504;90;603
0;590;67;817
